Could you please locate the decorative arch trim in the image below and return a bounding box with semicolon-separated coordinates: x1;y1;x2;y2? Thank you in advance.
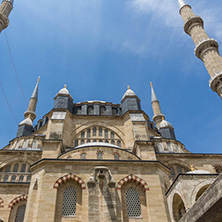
117;174;149;191
53;173;86;190
0;197;3;208
8;195;28;209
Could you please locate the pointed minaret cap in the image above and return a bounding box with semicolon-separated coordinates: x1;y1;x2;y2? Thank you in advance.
31;77;40;100
122;85;137;100
55;84;73;101
150;82;158;103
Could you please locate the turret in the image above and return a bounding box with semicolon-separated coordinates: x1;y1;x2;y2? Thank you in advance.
16;77;40;137
178;0;222;98
54;85;74;113
159;117;176;140
121;86;141;114
0;0;13;33
150;82;164;128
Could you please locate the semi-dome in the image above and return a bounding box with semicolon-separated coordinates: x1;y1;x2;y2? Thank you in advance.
159;119;173;129
19;117;33;126
122;86;136;100
186;170;211;174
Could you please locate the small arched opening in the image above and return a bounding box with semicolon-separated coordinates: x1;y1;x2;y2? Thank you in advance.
172;193;186;222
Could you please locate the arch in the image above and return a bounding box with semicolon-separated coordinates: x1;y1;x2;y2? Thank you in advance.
53;174;86;190
117;174;149;191
0;197;3;208
8;195;28;209
165;159;191;170
195;184;210;201
172;193;186;222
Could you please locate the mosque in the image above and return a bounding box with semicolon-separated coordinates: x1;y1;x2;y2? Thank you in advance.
0;0;222;221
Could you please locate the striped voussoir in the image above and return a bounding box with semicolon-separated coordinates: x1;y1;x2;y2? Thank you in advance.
8;195;28;209
117;174;150;191
0;197;3;208
53;173;86;190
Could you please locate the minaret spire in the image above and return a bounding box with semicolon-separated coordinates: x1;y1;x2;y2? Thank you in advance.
179;1;222;98
150;82;164;128
24;77;40;121
0;0;14;33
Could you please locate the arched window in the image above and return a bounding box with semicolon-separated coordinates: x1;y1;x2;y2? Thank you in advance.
81;131;85;138
4;175;9;182
62;187;77;217
15;205;26;222
105;129;108;139
5;165;11;172
26;175;31;183
93;127;97;136
112;108;117;115
111;132;114;139
13;164;19;172
87;129;91;138
21;164;26;172
173;193;186;222
88;106;93;115
126;187;141;218
105;140;108;143
99;127;103;137
97;152;103;160
117;140;121;147
81;139;84;145
75;140;78;147
19;175;24;183
111;140;115;145
87;139;90;143
100;106;106;115
11;175;16;182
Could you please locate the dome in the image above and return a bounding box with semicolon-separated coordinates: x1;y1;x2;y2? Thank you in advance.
19;117;33;126
55;85;73;101
186;170;211;174
159;119;173;129
122;87;136;100
76;142;121;149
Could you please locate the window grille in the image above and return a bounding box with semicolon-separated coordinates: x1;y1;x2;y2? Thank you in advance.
21;164;26;172
11;175;16;182
5;165;11;172
13;164;19;172
87;129;91;138
97;152;103;160
111;140;115;145
99;127;103;137
15;205;26;222
111;132;114;139
81;139;84;145
126;187;141;218
62;187;77;217
81;131;85;138
27;175;31;182
117;140;121;147
4;175;9;182
75;140;78;147
19;175;24;182
93;127;97;136
105;129;108;139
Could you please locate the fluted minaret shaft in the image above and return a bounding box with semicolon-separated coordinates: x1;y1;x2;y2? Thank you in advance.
179;1;222;98
24;77;40;121
0;0;13;33
150;82;164;128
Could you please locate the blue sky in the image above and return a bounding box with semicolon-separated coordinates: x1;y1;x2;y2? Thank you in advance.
0;0;222;153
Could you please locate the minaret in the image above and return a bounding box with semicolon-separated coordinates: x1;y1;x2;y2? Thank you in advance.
24;77;40;121
150;82;164;128
178;0;222;98
0;0;14;33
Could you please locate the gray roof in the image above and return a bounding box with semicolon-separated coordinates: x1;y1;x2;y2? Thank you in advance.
31;77;40;100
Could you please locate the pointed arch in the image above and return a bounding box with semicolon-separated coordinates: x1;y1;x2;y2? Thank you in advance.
172;193;186;222
117;174;149;191
8;195;28;209
53;174;86;190
0;197;3;208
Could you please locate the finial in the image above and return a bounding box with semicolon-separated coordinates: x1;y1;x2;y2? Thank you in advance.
162;116;165;120
150;82;153;88
28;114;31;119
190;165;195;171
37;76;40;83
64;84;67;89
178;0;189;11
127;85;130;89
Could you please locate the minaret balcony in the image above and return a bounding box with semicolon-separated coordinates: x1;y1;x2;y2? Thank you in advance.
184;16;203;35
194;38;219;60
209;71;222;98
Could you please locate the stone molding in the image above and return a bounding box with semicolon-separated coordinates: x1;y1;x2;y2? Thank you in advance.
117;174;149;191
53;173;86;190
184;16;203;35
194;38;218;60
8;195;28;209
